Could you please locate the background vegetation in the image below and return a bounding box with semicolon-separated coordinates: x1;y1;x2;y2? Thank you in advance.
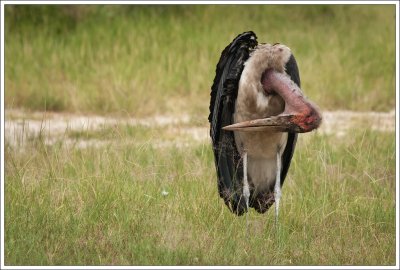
4;4;397;266
5;4;396;116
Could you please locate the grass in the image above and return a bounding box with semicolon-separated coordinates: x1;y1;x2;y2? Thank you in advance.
4;122;396;266
4;4;396;116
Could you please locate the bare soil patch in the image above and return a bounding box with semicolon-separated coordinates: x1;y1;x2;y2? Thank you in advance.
5;109;395;149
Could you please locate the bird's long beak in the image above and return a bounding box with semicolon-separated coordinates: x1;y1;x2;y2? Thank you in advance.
223;69;322;133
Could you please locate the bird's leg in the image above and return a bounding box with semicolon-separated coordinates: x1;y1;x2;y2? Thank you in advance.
243;151;250;233
274;148;282;229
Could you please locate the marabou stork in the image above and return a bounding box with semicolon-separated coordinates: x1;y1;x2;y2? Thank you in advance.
208;31;321;224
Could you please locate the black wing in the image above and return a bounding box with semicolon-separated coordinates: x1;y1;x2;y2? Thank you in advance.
208;31;258;215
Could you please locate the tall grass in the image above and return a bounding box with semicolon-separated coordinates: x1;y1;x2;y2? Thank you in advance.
5;5;396;116
5;125;396;265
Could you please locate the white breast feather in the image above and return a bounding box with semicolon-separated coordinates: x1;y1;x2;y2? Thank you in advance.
233;43;292;193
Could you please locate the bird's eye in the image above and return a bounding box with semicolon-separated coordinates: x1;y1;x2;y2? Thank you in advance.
273;43;280;46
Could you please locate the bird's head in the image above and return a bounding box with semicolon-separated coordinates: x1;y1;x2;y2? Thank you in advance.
224;43;322;133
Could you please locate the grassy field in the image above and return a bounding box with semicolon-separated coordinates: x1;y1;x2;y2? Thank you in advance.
3;4;397;267
4;119;396;266
5;5;396;116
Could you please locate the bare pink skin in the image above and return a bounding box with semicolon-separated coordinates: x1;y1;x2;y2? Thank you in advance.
261;69;322;132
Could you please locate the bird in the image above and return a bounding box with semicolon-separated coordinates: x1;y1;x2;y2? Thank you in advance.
208;31;321;225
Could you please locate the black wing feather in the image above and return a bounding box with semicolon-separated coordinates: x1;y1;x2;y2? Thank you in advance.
208;31;257;215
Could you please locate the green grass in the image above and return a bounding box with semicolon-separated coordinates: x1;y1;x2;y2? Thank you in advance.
5;4;396;116
5;125;396;266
